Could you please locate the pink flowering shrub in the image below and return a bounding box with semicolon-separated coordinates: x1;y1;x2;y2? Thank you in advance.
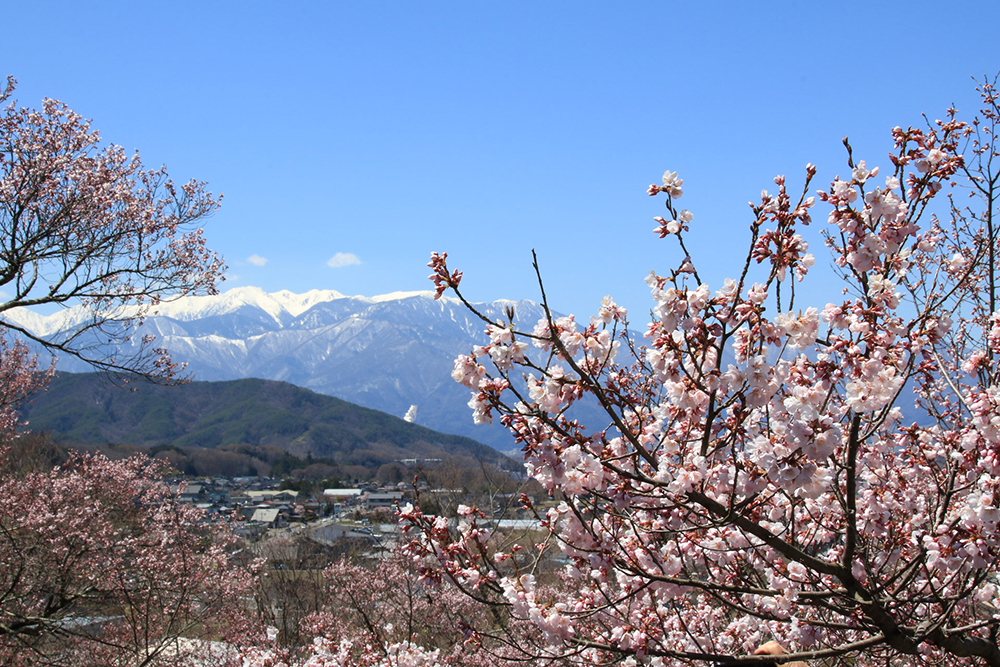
0;332;53;439
410;77;1000;666
243;547;541;667
0;76;250;666
0;453;261;666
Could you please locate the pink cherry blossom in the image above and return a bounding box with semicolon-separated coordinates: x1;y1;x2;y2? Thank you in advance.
0;78;225;383
411;77;1000;667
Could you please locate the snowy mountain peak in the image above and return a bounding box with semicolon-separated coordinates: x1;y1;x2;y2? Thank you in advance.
263;288;349;318
147;287;441;323
368;290;438;303
5;285;548;450
4;287;461;333
143;286;295;323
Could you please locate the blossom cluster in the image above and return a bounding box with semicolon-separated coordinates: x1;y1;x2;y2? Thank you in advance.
0;453;261;666
409;80;1000;667
0;78;225;382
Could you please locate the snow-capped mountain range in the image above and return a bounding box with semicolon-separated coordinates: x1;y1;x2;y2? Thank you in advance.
5;287;548;449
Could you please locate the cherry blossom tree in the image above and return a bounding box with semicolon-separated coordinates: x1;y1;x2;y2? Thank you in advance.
0;453;261;666
0;77;249;666
0;75;224;382
0;332;52;437
408;76;1000;666
242;547;540;667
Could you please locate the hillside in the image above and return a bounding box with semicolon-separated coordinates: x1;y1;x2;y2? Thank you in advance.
5;287;549;449
18;373;511;478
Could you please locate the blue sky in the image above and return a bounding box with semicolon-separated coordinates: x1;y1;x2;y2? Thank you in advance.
2;2;998;320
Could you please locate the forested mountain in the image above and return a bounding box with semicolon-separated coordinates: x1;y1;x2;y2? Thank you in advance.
6;287;550;449
18;372;511;479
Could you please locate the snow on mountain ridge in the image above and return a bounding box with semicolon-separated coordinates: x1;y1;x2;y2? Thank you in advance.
267;288;348;317
4;286;552;450
369;290;438;303
3;287;465;334
2;305;99;337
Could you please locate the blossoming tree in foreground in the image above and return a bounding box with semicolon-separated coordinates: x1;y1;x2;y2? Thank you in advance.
0;454;261;667
241;547;540;667
0;75;224;383
0;77;251;666
406;77;1000;666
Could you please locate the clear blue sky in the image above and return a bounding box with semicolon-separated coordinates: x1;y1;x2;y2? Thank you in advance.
2;2;998;319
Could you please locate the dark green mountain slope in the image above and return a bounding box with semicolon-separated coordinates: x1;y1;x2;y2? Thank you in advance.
18;373;507;471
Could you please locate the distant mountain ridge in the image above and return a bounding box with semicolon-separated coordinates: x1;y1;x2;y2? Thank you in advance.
5;287;549;449
19;373;509;473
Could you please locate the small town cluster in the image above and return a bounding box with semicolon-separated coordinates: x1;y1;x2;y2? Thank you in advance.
170;474;544;539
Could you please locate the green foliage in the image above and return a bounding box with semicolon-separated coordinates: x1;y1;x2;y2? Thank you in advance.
18;373;512;479
149;444;184;456
278;477;314;495
270;453;308;478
